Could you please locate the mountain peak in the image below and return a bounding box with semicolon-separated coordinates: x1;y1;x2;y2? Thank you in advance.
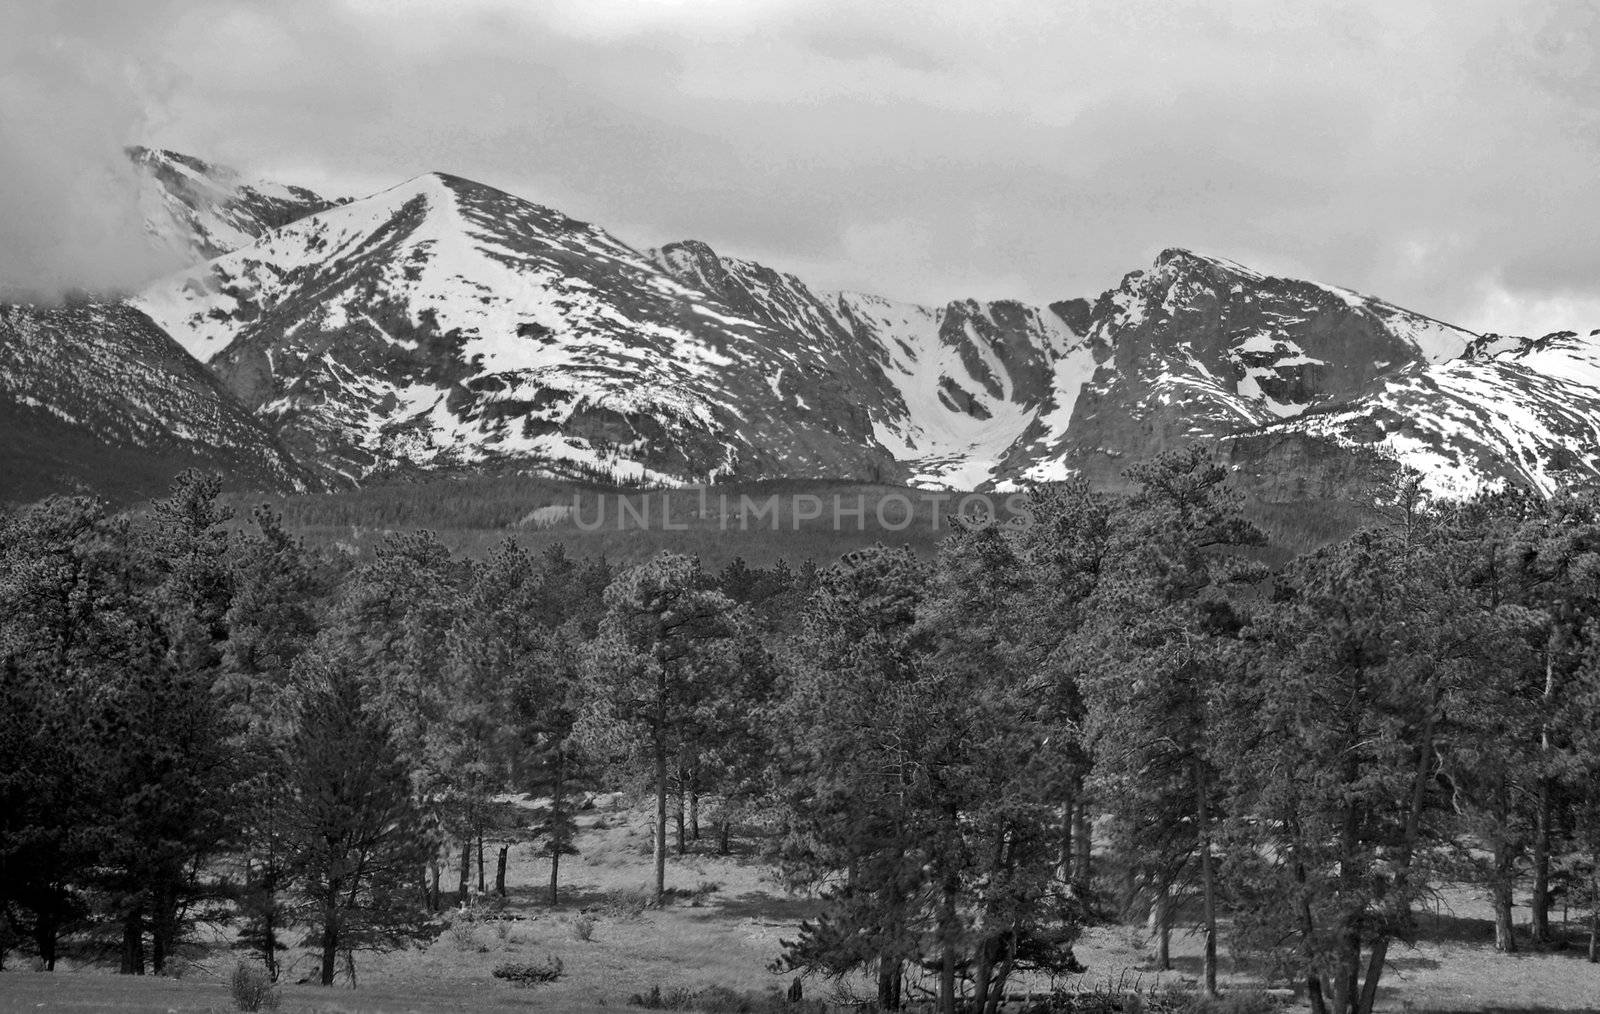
130;145;338;262
1153;247;1269;283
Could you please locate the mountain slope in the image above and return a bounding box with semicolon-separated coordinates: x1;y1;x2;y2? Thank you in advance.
651;240;1099;487
651;241;1488;491
986;248;1481;488
131;146;340;262
134;174;897;486
0;303;310;502
88;150;1600;503
1255;329;1600;497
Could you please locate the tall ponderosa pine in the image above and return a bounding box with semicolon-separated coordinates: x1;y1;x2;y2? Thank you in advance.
1081;447;1263;994
583;552;745;905
100;471;245;974
284;649;436;986
773;544;929;1011
334;532;464;899
1008;479;1113;897
1225;498;1479;1014
0;497;131;969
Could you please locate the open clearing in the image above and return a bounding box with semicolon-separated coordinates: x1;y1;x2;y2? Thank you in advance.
3;797;1599;1013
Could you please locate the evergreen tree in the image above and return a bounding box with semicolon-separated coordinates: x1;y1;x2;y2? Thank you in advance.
772;545;926;1010
283;648;436;986
94;472;245;974
1080;447;1264;994
582;552;744;905
1225;509;1474;1014
0;497;125;969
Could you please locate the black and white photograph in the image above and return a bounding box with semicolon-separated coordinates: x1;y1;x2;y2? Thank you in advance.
3;1;1600;1011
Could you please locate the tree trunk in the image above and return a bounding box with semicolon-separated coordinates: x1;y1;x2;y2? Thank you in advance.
877;959;902;1011
939;945;957;1014
477;834;486;895
690;783;700;841
1305;975;1329;1014
972;941;993;1014
675;771;687;856
1358;937;1388;1014
1073;800;1091;890
120;908;145;975
1155;879;1172;970
1533;777;1553;943
653;726;668;905
1058;799;1073;882
495;846;509;898
319;894;339;986
1194;759;1218;996
457;839;471;905
550;748;566;905
718;818;731;855
1331;932;1358;1014
1534;645;1558;942
34;911;58;972
1492;834;1518;952
151;877;182;976
263;896;279;982
429;862;440;911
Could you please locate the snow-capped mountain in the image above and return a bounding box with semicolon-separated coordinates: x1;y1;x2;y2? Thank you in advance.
1258;329;1600;497
651;243;1494;493
9;147;1595;505
134;173;896;486
0;303;309;502
650;239;1097;487
986;248;1481;489
131;146;340;261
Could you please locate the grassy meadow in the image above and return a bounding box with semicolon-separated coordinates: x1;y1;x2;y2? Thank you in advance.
4;793;1599;1013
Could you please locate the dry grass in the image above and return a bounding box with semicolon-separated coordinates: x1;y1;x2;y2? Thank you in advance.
1066;881;1600;1013
0;796;809;1014
7;803;1600;1013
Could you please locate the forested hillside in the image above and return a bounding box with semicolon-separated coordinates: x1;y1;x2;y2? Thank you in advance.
5;452;1600;1013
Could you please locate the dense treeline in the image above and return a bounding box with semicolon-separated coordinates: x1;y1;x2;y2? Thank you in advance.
4;450;1600;1013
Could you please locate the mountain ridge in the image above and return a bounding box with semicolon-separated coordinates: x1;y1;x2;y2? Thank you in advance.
6;147;1596;509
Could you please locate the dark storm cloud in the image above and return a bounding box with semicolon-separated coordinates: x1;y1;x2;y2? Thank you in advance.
3;0;1597;333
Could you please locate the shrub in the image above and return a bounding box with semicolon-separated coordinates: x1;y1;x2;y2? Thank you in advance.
600;886;651;919
447;918;483;951
1178;989;1282;1014
492;955;564;986
626;981;828;1013
230;961;280;1012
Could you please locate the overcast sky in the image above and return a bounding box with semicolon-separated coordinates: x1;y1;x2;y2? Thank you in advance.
2;0;1597;334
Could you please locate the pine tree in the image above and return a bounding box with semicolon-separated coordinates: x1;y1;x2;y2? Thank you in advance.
333;531;463;902
772;545;929;1011
1224;509;1474;1014
582;552;744;905
0;497;124;969
1080;446;1264;995
93;472;245;974
283;648;437;986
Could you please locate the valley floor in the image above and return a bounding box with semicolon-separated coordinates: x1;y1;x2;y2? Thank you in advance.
2;797;1598;1013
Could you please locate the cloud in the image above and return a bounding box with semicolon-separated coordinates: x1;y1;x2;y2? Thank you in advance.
0;2;187;301
1;0;1595;335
